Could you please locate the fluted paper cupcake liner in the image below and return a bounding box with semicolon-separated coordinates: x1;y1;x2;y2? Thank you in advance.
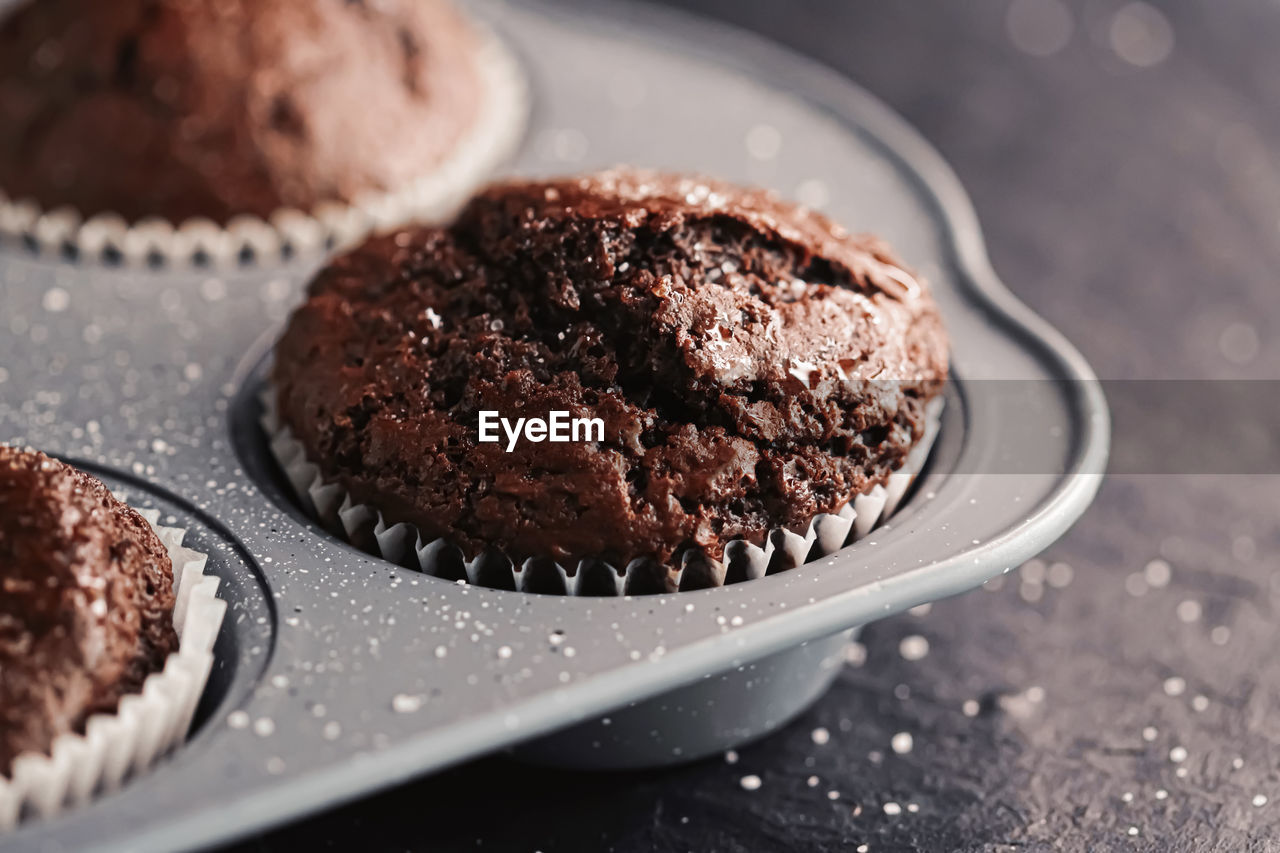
0;509;227;831
262;387;943;595
0;23;527;268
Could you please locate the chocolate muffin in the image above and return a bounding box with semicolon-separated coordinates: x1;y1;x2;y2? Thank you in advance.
0;0;497;224
0;446;177;776
272;169;949;573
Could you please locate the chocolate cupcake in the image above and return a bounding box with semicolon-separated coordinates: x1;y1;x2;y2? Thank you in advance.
0;447;226;828
0;0;526;262
270;169;948;591
0;446;177;776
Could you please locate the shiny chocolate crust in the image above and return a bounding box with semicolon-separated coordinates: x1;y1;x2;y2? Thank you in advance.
0;446;177;776
0;0;482;224
273;169;949;570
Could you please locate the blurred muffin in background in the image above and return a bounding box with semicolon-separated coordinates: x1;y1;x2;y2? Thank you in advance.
0;0;525;230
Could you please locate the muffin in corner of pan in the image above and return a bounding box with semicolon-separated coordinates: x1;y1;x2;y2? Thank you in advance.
0;445;177;777
0;0;498;225
272;168;949;573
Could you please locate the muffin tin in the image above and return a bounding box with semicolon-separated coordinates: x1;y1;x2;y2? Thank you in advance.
0;0;1108;850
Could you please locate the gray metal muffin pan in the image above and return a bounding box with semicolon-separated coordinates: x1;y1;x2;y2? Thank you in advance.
0;0;1108;849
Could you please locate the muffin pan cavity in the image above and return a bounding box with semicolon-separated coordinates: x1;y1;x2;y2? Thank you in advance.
0;0;1106;850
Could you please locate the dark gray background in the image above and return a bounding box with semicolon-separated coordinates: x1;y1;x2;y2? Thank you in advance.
228;1;1280;850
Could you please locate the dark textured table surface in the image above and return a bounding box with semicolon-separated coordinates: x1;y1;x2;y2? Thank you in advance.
229;1;1280;850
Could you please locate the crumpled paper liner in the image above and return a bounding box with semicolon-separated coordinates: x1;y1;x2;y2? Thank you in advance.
262;386;944;595
0;23;527;268
0;510;227;831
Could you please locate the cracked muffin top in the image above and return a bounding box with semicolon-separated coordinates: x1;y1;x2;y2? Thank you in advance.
273;169;949;571
0;0;482;223
0;446;177;776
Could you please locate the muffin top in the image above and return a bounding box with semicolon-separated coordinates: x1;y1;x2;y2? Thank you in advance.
0;446;177;776
0;0;482;223
273;169;949;570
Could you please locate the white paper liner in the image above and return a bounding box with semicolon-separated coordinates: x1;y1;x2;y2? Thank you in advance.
0;22;527;268
261;386;944;596
0;510;227;831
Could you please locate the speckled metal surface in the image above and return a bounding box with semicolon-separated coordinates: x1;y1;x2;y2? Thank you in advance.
0;0;1105;850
